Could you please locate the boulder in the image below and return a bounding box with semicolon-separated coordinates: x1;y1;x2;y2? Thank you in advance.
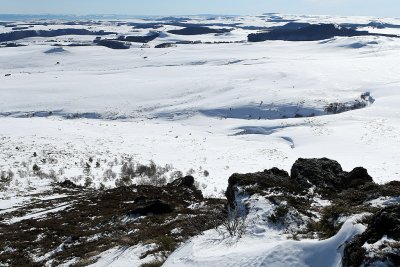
343;167;373;187
263;167;289;177
59;179;78;188
290;158;343;188
128;196;174;216
226;167;302;207
365;205;400;243
343;205;400;267
168;175;195;188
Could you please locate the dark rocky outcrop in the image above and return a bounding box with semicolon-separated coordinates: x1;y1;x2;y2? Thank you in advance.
291;157;344;189
0;29;114;42
59;179;79;189
128;197;174;216
290;158;373;191
227;158;375;205
324;93;374;114
168;175;203;199
168;175;195;188
226;166;303;206
225;157;399;264
343;205;400;267
342;167;373;188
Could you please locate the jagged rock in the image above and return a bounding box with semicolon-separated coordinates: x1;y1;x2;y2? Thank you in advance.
59;179;78;188
387;180;400;187
226;158;392;209
168;175;204;199
365;206;400;242
263;167;289;177
343;205;400;267
226;167;303;206
343;167;373;188
168;175;195;188
290;158;343;188
128;197;174;216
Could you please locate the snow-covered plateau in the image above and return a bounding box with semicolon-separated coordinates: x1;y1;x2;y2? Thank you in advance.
0;13;399;267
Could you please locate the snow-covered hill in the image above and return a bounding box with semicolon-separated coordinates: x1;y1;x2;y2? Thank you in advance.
0;13;400;267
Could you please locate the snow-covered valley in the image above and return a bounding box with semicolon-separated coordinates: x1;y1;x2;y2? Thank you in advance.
0;13;400;266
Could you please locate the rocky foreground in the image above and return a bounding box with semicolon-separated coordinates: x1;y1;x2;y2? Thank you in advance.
1;158;399;267
226;158;400;267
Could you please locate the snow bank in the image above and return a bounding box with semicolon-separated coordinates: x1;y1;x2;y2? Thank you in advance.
164;220;366;267
87;244;158;267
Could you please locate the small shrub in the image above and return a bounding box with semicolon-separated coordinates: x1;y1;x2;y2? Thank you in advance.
216;203;247;239
306;205;345;239
99;183;106;190
103;169;116;181
17;169;28;178
203;170;210;177
48;169;57;182
58;168;65;176
121;162;136;179
157;235;177;252
83;163;91;176
0;170;14;190
170;171;183;180
150;175;167;187
268;204;289;224
84;177;93;187
33;164;40;172
115;175;132;187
